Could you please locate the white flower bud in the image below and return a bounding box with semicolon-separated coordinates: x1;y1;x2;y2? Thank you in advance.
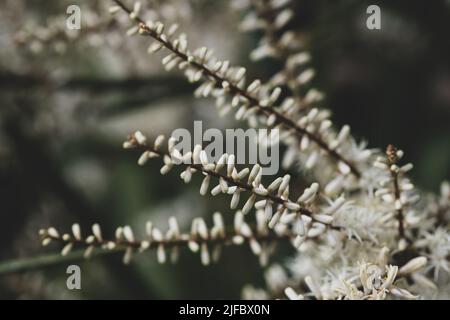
399;257;427;275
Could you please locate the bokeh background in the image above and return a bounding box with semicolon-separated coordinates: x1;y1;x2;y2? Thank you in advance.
0;0;449;299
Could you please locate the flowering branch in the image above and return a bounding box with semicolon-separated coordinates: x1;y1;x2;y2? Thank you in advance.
124;131;346;247
40;211;295;266
109;0;362;180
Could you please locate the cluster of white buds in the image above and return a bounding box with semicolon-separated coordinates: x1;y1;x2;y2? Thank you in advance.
110;0;372;194
233;0;324;110
373;145;420;247
123;131;341;245
234;0;301;60
14;8;113;54
39;211;297;266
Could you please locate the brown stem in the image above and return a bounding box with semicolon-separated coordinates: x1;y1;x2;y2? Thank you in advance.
386;144;406;241
392;170;405;239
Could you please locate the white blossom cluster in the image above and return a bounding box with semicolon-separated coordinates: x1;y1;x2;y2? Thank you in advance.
244;145;449;299
37;0;450;300
282;258;428;300
233;0;302;60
